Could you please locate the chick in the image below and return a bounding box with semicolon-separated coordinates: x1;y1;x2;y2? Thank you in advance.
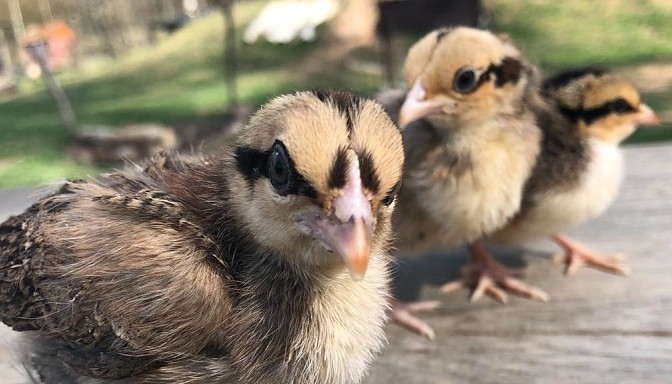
490;68;660;275
0;90;404;383
378;27;545;339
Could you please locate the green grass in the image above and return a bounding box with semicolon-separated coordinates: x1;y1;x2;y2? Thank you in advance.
1;0;671;187
485;0;672;70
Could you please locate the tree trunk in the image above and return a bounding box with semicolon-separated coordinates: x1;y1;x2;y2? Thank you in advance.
8;0;26;43
27;43;78;135
39;0;54;24
0;24;14;76
221;0;238;112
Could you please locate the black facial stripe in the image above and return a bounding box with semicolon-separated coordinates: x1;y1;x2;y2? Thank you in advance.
558;106;582;123
542;67;607;94
311;90;364;135
328;147;349;190
582;107;611;125
559;99;636;125
462;57;524;94
381;180;401;206
235;146;265;186
234;144;318;199
358;150;380;194
489;57;524;87
436;27;452;42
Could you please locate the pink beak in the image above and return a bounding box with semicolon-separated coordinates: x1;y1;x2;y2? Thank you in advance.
314;212;372;281
398;79;449;127
297;157;373;281
635;103;660;126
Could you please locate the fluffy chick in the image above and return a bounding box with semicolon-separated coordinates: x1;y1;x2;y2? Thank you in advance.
378;27;545;339
0;91;404;384
490;68;659;275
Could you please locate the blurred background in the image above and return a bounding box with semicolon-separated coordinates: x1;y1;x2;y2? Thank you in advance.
0;0;670;187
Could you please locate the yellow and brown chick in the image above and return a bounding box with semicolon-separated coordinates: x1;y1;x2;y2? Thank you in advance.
378;27;545;339
0;91;404;383
490;68;659;276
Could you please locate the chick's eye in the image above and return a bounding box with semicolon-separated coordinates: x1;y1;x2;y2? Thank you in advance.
453;68;478;94
268;142;291;193
610;98;631;115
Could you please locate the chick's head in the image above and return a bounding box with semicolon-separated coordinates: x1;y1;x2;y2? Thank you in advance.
229;91;404;280
400;27;531;129
545;68;660;144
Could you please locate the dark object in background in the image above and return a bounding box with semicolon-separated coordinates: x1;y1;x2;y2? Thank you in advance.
152;14;191;34
69;124;177;165
377;0;482;84
148;14;191;44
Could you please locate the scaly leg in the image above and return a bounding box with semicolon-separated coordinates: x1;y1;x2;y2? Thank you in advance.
552;234;630;276
441;241;549;303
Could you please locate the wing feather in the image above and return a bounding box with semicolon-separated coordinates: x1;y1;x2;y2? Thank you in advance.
0;152;231;379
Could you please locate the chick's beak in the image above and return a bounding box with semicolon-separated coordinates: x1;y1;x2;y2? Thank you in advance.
314;204;372;281
299;158;374;281
399;79;449;127
634;103;661;126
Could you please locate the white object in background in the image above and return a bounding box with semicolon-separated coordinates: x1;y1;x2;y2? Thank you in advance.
183;0;200;17
0;324;24;384
243;0;340;44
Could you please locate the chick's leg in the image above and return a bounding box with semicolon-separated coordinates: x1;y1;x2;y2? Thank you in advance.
441;241;549;303
552;234;630;276
388;298;440;340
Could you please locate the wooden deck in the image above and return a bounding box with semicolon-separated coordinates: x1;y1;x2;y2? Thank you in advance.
1;143;671;383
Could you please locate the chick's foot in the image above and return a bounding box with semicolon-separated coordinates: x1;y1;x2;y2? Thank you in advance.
388;298;440;340
552;234;630;276
441;241;549;303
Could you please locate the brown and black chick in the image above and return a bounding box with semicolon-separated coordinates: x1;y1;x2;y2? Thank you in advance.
378;27;546;339
0;90;405;383
490;68;660;276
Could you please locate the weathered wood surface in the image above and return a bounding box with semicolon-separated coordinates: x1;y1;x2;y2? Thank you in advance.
0;144;671;383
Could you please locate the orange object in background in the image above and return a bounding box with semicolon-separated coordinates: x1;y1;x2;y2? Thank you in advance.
21;20;76;77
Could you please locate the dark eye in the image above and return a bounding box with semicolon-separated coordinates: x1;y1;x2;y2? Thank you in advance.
610;98;632;115
381;181;401;206
268;141;291;194
453;68;478;94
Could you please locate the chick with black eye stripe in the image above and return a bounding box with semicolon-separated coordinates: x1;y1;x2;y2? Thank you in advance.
378;27;545;339
490;67;660;276
0;90;404;383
